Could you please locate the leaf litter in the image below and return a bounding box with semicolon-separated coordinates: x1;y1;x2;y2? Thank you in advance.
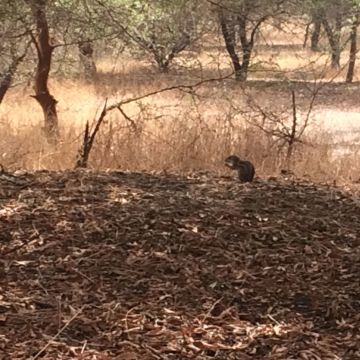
0;170;360;359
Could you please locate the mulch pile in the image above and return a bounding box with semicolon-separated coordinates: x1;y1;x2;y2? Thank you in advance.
1;170;360;359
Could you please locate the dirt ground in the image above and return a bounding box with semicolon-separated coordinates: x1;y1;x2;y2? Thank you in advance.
1;170;360;359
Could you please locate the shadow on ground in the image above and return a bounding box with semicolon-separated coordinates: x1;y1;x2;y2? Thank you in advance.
1;170;360;359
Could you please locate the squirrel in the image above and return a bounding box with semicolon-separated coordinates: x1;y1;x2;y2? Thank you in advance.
224;155;255;182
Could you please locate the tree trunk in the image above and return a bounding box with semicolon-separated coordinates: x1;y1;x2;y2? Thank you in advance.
28;0;59;143
146;41;170;73
163;32;190;72
310;14;322;51
346;13;359;83
239;47;251;81
0;50;27;104
333;12;342;66
322;16;341;68
303;21;310;48
153;33;190;73
78;40;97;81
219;12;243;80
238;15;252;81
154;50;170;73
285;90;298;170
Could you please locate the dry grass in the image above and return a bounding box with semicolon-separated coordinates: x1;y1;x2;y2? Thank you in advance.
1;25;360;184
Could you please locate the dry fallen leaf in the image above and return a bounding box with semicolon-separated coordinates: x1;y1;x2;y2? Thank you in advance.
0;170;359;359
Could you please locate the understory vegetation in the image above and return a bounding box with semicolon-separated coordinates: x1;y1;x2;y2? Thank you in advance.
0;0;360;183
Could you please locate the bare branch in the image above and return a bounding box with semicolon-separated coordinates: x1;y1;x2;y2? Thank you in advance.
117;105;138;133
107;72;234;111
76;99;108;168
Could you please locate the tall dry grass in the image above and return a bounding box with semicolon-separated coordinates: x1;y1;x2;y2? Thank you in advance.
1;31;360;184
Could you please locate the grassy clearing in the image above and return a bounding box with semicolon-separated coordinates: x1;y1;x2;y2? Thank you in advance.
1;25;360;183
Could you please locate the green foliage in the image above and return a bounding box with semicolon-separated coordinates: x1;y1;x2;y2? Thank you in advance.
121;0;198;41
109;0;204;71
0;1;31;67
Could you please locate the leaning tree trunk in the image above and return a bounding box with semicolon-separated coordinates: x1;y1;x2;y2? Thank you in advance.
28;0;59;143
164;33;191;72
149;31;190;73
346;12;359;83
0;49;27;104
238;14;254;82
78;39;97;81
322;15;342;68
219;11;243;80
310;13;322;51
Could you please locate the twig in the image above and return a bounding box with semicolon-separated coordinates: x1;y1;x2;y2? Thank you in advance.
142;344;166;360
267;313;280;325
124;306;138;341
202;297;223;324
32;306;84;360
117;105;138;133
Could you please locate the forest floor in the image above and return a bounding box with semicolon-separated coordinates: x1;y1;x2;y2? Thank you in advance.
1;170;360;359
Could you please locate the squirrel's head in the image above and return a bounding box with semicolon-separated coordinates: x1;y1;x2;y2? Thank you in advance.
224;155;241;169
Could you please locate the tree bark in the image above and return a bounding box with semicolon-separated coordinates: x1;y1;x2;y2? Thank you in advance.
284;90;297;170
303;20;311;48
0;50;27;104
151;33;190;73
219;11;243;80
322;15;341;68
28;0;59;143
163;32;191;72
238;14;252;81
346;13;359;83
78;39;97;81
310;13;322;51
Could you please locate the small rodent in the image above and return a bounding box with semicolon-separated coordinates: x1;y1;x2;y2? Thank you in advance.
224;155;255;182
